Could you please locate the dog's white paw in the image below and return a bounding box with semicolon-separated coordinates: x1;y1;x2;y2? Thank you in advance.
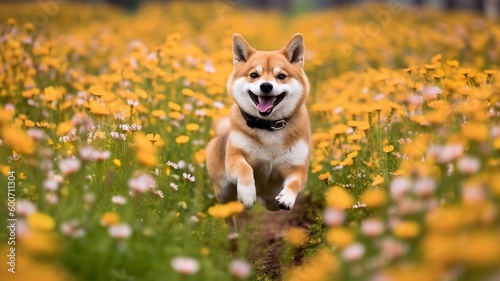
237;184;256;210
275;188;296;211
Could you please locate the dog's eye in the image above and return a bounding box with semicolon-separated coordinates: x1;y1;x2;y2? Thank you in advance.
277;74;287;80
249;72;259;79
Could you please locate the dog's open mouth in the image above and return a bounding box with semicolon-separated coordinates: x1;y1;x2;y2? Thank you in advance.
249;91;286;117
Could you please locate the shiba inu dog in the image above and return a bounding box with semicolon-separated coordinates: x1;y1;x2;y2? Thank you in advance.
206;33;310;212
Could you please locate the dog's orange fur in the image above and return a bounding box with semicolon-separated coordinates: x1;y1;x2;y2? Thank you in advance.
206;33;311;212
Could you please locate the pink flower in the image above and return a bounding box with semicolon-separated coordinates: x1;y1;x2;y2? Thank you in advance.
43;179;59;191
128;174;156;194
16;200;36;216
407;94;423;106
428;144;463;163
93;150;111;161
183;173;195;182
361;218;384;237
457;156;480;174
390;177;411;199
58;157;81;175
420;85;442;100
111;196;127;205
229;259;252;279
27;128;46;141
108;223;132;239
79;146;95;160
45;193;59;204
413;177;436;197
342;243;365;262
323;208;346;227
170;257;200;275
79;146;111;161
153;190;164;198
397;199;423;215
462;183;486;205
61;220;86;238
380;238;407;260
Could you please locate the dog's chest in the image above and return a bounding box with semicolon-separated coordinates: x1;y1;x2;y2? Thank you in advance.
229;131;308;169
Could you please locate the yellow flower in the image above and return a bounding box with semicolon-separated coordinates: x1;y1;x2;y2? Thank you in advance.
100;211;120;226
431;53;442;63
347;120;366;128
360;188;387;208
169;111;182;119
425;207;462;233
462;123;489;142
1;126;35;154
43;86;63;101
339;157;353;166
19;231;60;256
200;246;210;256
326;186;354;209
347;134;362;142
384;264;439;281
393;221;420;239
195;149;206;164
56;120;74;136
134;88;148;99
318;172;331;181
113;159;122;167
186;123;200;131
371;175;385;187
25;119;35;128
146;133;161;144
383;145;394;153
151;109;166;118
168;101;182;111
0;165;10;176
95;130;106;139
208;201;244;218
347;151;358;159
326;227;354;248
284;227;308;246
283;249;338;281
182;88;194;96
134;133;158;166
0;108;14;124
329;124;350;136
484;69;496;75
455;231;500;266
89;85;106;97
424;63;437;70
7;17;16;25
36;121;49;128
27;213;55;231
446;60;459;67
175;135;190;144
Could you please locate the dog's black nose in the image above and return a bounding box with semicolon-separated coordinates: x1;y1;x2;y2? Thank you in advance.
260;82;273;93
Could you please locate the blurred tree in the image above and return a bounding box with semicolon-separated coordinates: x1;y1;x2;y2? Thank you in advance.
107;0;141;10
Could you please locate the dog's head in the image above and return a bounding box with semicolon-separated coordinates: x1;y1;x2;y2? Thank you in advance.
227;33;309;119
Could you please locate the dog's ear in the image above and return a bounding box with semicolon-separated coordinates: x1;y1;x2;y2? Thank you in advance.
281;33;304;68
232;34;254;66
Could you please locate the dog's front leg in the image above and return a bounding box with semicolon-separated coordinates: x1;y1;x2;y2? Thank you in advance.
226;150;256;209
276;167;308;210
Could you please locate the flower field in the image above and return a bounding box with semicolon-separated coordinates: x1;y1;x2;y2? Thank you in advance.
1;2;499;281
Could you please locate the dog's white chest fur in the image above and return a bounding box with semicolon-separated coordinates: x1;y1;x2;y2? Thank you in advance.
229;131;308;169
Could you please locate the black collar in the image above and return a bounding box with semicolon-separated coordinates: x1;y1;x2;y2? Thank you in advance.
240;109;290;131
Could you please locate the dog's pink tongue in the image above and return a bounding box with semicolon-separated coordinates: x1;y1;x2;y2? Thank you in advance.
257;96;276;112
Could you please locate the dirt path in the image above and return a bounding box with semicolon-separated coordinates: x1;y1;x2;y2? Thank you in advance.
238;195;320;280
